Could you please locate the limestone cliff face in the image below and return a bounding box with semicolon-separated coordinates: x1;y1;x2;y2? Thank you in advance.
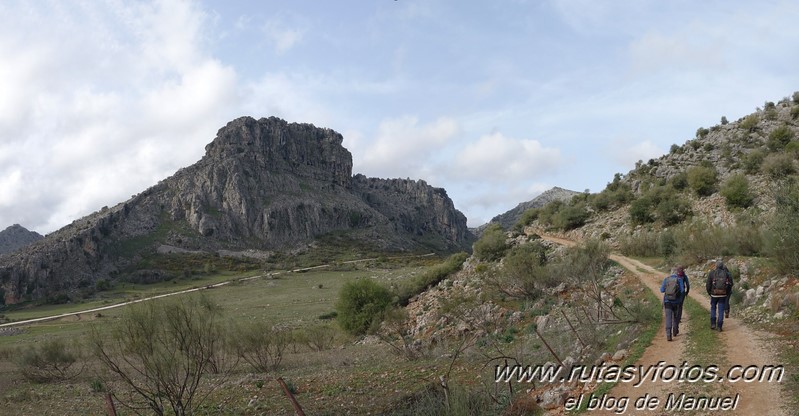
0;116;472;305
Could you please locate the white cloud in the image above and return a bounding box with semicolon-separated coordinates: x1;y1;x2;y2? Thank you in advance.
451;132;561;182
606;138;663;168
354;116;459;178
0;1;240;233
262;16;306;54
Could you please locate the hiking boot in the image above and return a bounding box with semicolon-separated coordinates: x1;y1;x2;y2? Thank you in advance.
718;325;723;332
725;311;730;318
673;328;679;336
667;335;672;341
710;318;716;330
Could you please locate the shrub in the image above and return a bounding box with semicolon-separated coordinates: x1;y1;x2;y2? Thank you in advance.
629;196;654;224
721;174;754;209
670;144;681;154
656;198;692;225
300;324;337;352
552;203;590;230
395;252;468;305
513;208;539;231
762;153;796;179
618;231;660;257
472;223;507;261
501;242;553;298
14;339;83;383
792;106;799;120
786;141;799;158
537;200;564;226
721;116;729;125
230;323;290;372
670;172;688;190
696;127;710;138
765;180;799;273
767;125;795;151
742;149;766;174
740;114;759;132
687;166;718;197
793;91;799;104
92;294;227;416
336;278;393;335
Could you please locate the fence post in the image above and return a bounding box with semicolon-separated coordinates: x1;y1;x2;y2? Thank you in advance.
277;377;306;416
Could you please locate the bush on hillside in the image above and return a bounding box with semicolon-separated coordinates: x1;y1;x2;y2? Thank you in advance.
500;242;554;299
670;172;688;190
537;200;564;227
687;166;718;197
656;198;692;225
767;125;795;151
762;153;796;179
765;180;799;273
473;223;507;261
513;208;540;231
552;203;590;230
742;149;767;174
629;196;655;224
740;114;759;132
721;173;754;209
618;231;660;257
395;252;468;305
785;141;799;158
336;279;393;335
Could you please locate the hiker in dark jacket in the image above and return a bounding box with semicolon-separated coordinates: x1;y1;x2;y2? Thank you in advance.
661;267;685;341
706;260;733;331
674;266;690;334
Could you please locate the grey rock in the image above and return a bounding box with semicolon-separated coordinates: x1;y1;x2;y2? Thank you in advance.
612;349;628;361
540;386;570;410
0;224;43;255
745;288;757;306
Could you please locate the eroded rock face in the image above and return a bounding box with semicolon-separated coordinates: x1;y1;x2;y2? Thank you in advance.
0;116;473;305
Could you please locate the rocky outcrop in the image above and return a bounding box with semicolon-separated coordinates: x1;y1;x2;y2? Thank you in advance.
0;116;472;305
0;224;43;255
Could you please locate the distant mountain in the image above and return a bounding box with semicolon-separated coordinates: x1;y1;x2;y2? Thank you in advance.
0;116;473;305
0;224;43;255
475;187;582;233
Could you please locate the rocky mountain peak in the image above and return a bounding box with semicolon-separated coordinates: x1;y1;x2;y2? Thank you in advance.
202;116;352;187
0;224;43;255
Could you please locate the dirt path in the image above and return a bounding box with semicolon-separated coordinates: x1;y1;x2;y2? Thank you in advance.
541;235;786;415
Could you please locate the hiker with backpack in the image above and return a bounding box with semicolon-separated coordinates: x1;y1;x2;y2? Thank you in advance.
706;260;733;331
660;267;685;341
674;266;690;334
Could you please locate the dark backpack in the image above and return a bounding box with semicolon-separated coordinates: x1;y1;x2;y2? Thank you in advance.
664;275;681;301
711;269;729;296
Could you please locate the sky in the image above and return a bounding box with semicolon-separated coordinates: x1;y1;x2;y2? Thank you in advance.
1;0;798;234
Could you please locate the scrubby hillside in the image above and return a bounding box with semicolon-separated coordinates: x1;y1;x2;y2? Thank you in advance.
516;93;799;273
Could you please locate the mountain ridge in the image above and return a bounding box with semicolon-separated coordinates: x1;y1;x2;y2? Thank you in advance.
0;116;473;305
